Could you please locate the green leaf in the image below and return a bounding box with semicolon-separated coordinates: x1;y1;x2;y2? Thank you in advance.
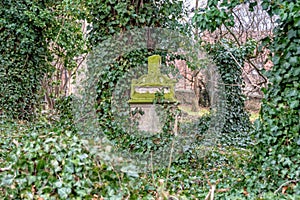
58;187;72;198
53;181;63;188
289;100;299;109
1;174;14;186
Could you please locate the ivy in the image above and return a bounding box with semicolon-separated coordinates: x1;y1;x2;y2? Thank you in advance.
0;0;87;119
86;0;186;45
78;0;189;171
193;0;255;147
0;121;97;199
1;0;299;198
87;49;183;170
0;1;52;119
192;0;235;32
208;40;254;147
247;0;300;195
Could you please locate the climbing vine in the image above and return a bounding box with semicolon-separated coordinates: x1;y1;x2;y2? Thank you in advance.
193;0;255;146
0;1;51;119
86;0;186;45
208;40;254;147
0;0;87;119
247;0;300;195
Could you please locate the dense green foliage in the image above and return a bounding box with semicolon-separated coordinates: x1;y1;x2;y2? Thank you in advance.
208;40;254;147
193;0;254;147
83;0;189;171
0;0;299;199
87;47;190;170
0;0;86;119
0;1;51;119
247;0;300;195
193;0;300;197
0;121;166;199
0;122;96;199
86;0;186;45
192;0;237;32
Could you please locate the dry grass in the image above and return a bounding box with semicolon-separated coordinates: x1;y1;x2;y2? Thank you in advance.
178;105;210;117
179;98;261;123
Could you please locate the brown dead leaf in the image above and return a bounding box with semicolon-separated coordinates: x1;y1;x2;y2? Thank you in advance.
92;194;104;200
282;186;288;194
92;194;98;200
243;187;249;196
216;188;230;193
31;185;36;194
219;151;225;155
290;183;296;190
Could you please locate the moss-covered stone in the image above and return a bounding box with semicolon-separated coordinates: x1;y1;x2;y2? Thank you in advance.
129;55;177;103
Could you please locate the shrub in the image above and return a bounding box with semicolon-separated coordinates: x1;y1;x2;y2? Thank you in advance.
0;121;98;199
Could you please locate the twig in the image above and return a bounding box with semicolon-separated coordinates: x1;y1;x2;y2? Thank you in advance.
0;166;11;172
219;40;243;69
109;163;123;191
246;58;268;84
165;139;175;186
223;23;241;46
204;175;230;200
218;31;268;84
150;152;155;185
211;185;216;200
204;185;216;200
71;53;88;77
173;113;179;137
205;190;211;200
54;18;65;45
274;179;300;194
207;80;243;87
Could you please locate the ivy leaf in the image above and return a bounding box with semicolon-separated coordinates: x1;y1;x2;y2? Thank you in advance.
53;181;63;188
58;187;72;198
1;174;14;186
289;100;299;109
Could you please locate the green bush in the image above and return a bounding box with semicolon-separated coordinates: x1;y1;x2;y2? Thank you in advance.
0;121;98;199
246;0;300;195
208;40;254;147
0;0;86;120
0;1;51;119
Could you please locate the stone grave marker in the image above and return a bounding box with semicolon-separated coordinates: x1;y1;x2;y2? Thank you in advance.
129;55;177;133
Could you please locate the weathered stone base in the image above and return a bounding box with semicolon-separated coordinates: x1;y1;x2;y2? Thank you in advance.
130;104;162;133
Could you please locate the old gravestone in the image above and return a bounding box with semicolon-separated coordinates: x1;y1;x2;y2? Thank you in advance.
128;55;177;133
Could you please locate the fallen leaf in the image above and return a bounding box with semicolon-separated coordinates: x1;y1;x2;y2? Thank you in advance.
243;187;249;196
282;186;288;194
31;185;36;194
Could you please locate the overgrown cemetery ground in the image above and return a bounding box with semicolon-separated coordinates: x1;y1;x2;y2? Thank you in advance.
0;96;285;200
0;101;257;199
1;0;299;199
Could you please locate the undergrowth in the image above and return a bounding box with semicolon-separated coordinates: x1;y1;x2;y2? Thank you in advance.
1;116;299;199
